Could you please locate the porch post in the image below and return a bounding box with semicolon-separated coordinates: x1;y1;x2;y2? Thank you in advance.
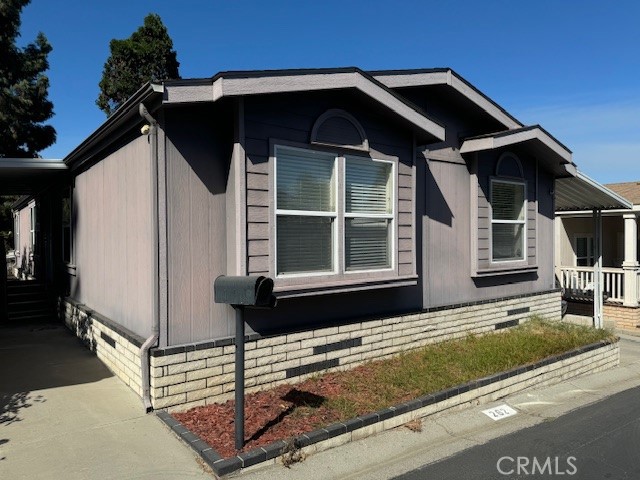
593;209;603;328
622;213;639;307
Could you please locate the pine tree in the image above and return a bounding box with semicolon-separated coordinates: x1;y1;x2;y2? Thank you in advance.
0;0;56;158
96;13;180;116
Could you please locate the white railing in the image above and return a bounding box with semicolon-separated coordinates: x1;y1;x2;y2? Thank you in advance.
559;266;624;304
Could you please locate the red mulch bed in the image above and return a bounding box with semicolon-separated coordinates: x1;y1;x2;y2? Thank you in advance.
172;368;398;459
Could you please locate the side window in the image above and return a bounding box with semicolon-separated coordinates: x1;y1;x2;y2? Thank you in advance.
275;147;337;276
491;179;526;262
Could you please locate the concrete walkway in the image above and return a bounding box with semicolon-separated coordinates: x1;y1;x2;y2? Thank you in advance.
0;323;212;480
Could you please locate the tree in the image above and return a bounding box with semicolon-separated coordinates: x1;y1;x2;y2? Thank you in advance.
0;0;56;158
96;13;180;116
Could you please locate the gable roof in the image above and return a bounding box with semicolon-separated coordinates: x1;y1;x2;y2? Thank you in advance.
603;181;640;205
370;68;523;130
459;125;575;177
162;67;445;143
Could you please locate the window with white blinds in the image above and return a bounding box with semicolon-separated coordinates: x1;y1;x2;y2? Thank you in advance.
275;146;395;276
491;180;525;262
345;157;392;270
276;147;336;275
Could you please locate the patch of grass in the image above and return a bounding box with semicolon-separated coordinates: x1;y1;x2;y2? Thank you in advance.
302;317;615;424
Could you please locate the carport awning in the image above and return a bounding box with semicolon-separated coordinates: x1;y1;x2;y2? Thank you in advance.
555;170;632;211
0;158;67;195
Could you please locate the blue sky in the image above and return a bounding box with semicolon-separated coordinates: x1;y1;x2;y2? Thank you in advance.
19;0;640;184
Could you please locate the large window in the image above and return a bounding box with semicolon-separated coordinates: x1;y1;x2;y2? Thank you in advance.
491;179;525;262
275;146;394;276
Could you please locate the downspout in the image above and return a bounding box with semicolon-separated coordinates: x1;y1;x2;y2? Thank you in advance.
139;103;160;412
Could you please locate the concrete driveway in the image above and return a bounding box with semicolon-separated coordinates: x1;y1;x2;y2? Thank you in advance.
0;323;213;480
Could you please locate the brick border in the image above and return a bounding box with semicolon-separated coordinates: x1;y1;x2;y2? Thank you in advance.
157;337;619;477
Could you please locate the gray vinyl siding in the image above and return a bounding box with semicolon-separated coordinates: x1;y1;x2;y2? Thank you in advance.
424;152;555;308
164;106;235;345
243;91;416;280
475;150;537;271
71;135;154;338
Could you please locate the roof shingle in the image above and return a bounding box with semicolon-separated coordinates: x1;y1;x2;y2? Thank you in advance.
604;181;640;205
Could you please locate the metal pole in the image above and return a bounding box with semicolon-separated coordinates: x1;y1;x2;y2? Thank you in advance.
234;306;245;450
593;209;603;329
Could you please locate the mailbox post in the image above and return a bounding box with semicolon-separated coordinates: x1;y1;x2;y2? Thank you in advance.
213;276;276;450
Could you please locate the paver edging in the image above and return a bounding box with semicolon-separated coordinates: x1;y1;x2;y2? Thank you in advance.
156;337;618;477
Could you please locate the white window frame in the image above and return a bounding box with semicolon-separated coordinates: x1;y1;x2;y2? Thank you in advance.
274;145;339;278
14;212;20;255
342;155;395;275
274;145;396;279
573;233;595;267
29;203;36;252
490;178;527;263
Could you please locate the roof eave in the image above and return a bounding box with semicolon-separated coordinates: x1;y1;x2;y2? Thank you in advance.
555;171;633;211
63;83;164;168
370;68;523;130
163;69;446;143
459;126;573;177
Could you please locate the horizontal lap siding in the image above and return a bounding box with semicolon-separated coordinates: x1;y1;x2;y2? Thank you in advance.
397;161;414;275
476;153;537;269
244;92;415;278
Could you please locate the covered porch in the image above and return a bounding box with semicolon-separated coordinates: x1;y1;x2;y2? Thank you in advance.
555;172;637;328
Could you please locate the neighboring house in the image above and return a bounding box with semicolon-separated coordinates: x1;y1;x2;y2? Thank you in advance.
556;181;640;329
4;67;627;412
12;196;39;279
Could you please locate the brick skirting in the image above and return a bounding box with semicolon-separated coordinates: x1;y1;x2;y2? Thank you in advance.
150;290;562;411
60;298;146;397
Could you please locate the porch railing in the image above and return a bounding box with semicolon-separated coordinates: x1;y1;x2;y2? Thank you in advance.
558;266;624;304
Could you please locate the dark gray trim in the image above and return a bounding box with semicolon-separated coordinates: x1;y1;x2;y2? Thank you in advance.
313;337;362;355
100;331;116;348
158;338;617;477
151;288;561;354
495;319;520;330
507;307;530;316
285;359;340;378
62;297;146;348
63;83;164;169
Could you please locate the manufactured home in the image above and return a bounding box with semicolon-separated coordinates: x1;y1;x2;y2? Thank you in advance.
3;67;628;411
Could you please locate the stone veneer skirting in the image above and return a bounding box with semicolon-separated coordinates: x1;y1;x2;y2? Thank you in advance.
60;298;145;397
159;338;619;477
150;289;562;411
